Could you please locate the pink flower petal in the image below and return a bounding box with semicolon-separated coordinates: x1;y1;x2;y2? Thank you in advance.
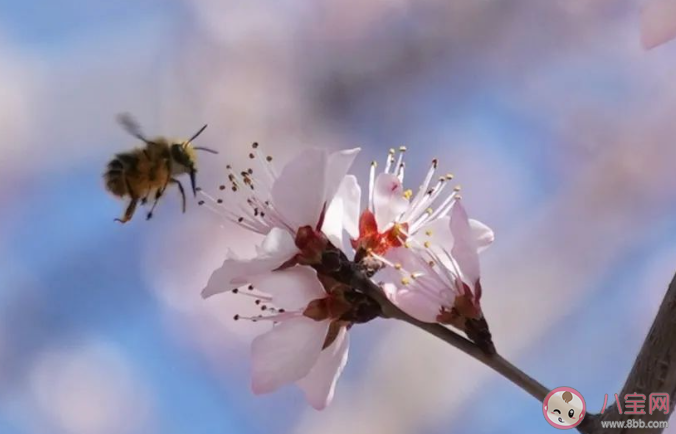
322;175;361;249
450;200;481;288
413;216;453;252
373;173;409;231
272;148;329;231
323;148;360;207
297;327;350;410
251;317;330;395
391;288;443;323
641;0;676;49
469;219;494;253
249;266;326;312
201;228;298;298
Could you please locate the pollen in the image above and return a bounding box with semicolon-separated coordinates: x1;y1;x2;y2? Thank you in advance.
399;146;407;152
426;207;433;215
454;185;462;192
425;230;433;236
445;173;454;180
389;148;395;154
404;242;411;249
424;241;431;248
394;263;402;270
403;189;413;199
401;277;410;285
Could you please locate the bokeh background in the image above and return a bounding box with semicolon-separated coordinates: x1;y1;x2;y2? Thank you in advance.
2;0;676;433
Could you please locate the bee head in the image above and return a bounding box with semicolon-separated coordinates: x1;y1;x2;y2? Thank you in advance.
169;124;218;196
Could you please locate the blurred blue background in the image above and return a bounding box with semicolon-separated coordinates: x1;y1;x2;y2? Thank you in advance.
2;0;676;433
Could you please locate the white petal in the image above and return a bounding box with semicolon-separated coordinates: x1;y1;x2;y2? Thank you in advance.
450;201;481;287
272;148;329;231
322;175;362;249
297;327;350;410
391;288;443;323
251;317;329;394
249;266;326;312
412;216;453;253
323;148;360;205
202;228;298;298
469;219;494;253
641;0;676;49
260;227;299;256
373;173;409;230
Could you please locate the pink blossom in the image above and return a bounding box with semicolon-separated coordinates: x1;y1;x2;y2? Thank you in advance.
342;148;493;263
201;146;360;298
224;265;350;410
641;0;676;49
378;199;492;323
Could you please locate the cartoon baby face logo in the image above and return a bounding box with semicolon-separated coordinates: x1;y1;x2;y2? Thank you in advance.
542;387;586;429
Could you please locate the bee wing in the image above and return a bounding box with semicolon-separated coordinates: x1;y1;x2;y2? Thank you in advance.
117;113;149;143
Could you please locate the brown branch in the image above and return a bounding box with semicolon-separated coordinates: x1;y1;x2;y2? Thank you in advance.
589;271;676;434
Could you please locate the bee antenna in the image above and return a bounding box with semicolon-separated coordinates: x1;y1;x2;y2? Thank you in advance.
187;124;208;143
117;113;151;144
193;146;219;154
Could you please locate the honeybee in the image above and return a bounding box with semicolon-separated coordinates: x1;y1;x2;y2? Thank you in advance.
104;113;218;223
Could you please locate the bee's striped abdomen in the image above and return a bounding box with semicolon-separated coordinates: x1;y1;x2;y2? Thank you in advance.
104;154;131;197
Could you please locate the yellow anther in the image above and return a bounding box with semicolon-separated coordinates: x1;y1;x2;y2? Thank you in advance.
404;242;411;249
389;148;396;154
400;277;410;285
425;230;433;236
424;241;431;248
394;263;402;270
426;207;433;215
403;189;413;199
445;173;454;180
371;160;378;167
399;146;407;152
453;185;462;192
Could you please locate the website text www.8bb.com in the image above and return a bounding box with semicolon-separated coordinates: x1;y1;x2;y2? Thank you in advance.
600;419;669;429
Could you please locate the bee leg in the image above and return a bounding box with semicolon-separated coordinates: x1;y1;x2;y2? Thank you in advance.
146;187;166;220
115;178;138;223
115;198;139;223
170;178;186;213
